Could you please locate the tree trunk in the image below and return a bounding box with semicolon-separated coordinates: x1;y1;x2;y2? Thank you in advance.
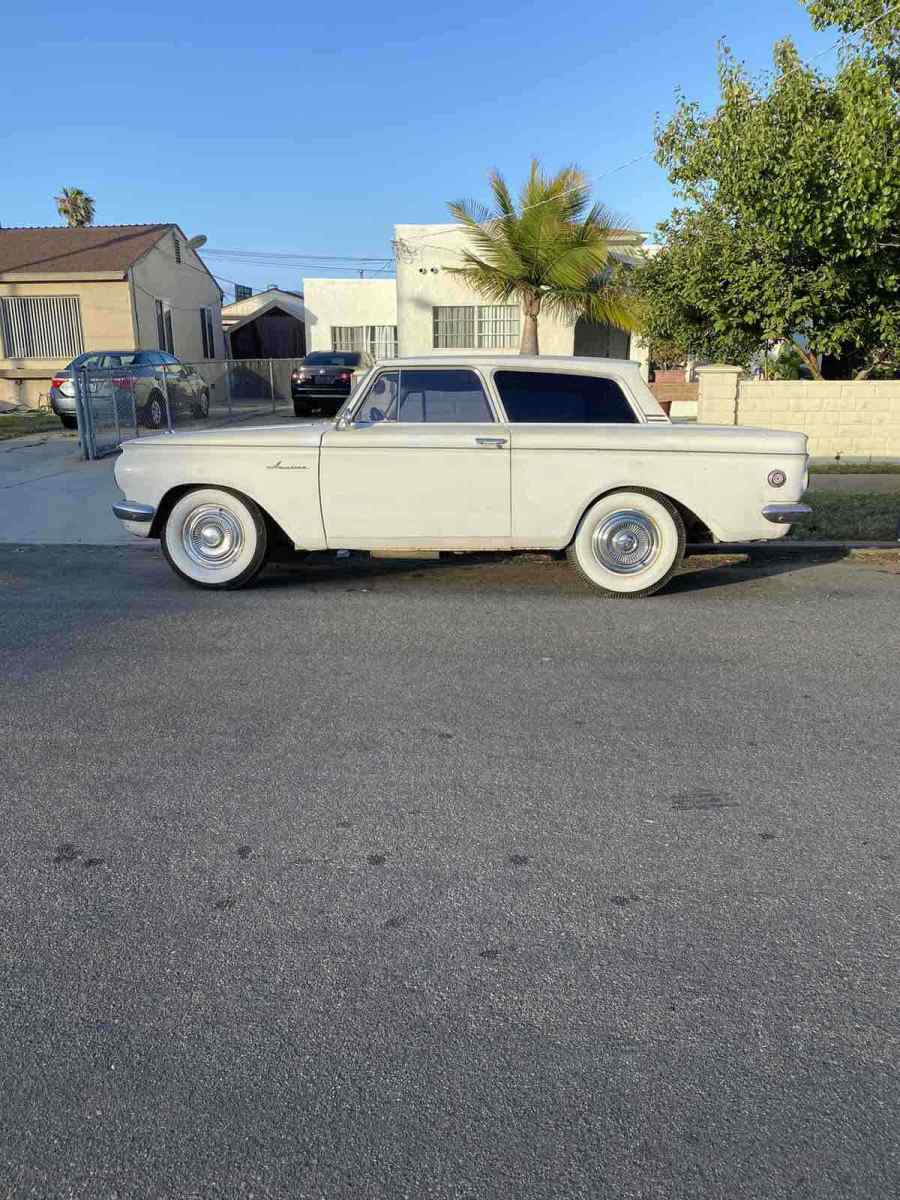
519;295;541;355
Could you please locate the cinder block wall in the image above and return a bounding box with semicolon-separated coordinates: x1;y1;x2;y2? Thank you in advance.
697;367;900;458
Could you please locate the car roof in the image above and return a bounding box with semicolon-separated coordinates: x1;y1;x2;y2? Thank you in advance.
372;354;641;374
361;355;665;418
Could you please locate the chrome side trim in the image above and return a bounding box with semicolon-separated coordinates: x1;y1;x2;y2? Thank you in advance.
112;500;155;523
762;503;811;524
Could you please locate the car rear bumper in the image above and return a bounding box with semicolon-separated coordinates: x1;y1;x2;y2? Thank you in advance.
762;503;812;524
50;393;76;415
292;386;351;399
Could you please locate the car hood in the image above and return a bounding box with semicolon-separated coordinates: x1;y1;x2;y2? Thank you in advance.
121;422;333;450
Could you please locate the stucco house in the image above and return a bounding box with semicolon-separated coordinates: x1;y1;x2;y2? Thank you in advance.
0;223;224;409
392;223;651;375
301;226;652;376
303;278;398;359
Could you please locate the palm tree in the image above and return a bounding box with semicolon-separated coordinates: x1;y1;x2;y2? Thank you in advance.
55;188;95;227
446;161;637;355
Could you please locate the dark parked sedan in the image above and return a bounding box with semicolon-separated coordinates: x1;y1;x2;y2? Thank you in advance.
291;351;372;418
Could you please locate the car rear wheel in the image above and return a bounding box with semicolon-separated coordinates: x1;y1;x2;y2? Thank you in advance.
145;391;166;429
567;489;685;598
192;390;210;419
59;414;78;430
161;488;268;589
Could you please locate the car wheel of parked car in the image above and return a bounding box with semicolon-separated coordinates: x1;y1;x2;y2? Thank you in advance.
567;489;685;598
59;414;78;430
192;390;210;419
145;391;166;429
161;488;268;589
293;400;309;418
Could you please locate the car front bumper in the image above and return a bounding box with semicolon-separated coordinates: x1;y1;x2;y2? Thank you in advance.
112;500;156;538
762;503;812;524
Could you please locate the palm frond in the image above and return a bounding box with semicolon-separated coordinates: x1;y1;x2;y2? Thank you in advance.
445;160;636;344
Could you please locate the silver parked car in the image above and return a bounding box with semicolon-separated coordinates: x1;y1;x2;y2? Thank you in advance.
50;350;210;430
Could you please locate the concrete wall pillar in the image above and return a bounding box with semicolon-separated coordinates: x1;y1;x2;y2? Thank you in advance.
696;365;743;425
629;332;651;382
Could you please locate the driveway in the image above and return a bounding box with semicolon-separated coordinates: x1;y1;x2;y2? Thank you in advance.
0;432;131;544
0;547;897;1199
0;416;316;545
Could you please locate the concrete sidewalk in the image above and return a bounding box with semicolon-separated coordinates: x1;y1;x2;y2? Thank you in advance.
0;414;312;545
808;471;900;493
0;432;132;545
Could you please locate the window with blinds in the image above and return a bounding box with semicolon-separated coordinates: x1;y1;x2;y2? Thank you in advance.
155;300;174;353
331;325;398;359
200;307;216;359
0;296;84;359
432;305;519;349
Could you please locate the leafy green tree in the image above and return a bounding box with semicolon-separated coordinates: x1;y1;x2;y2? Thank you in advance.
55;187;95;227
803;0;899;54
634;37;899;378
447;161;637;354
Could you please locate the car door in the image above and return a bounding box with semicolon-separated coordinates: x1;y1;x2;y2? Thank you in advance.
320;367;511;548
494;367;643;547
159;354;189;413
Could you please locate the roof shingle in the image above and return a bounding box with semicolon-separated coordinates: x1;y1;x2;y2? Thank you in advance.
0;224;173;276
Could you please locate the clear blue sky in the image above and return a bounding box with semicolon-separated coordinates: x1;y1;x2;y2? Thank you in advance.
5;1;838;298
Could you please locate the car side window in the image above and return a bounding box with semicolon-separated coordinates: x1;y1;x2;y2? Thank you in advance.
397;369;494;423
494;370;638;423
355;371;399;422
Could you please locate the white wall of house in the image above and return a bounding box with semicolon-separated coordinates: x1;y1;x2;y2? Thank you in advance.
303;278;397;357
130;232;224;364
394;223;650;377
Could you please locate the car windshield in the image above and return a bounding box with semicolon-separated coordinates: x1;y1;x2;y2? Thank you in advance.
304;353;359;367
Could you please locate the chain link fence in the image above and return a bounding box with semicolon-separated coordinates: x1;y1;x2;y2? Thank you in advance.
74;358;307;459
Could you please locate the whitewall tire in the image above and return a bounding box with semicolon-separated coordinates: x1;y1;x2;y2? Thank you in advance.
162;488;268;589
567;489;685;598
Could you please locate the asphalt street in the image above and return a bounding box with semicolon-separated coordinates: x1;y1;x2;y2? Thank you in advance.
0;545;898;1199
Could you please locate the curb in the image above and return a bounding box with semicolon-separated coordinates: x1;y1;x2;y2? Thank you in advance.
687;541;900;554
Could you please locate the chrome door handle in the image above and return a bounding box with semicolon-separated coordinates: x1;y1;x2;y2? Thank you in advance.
475;436;507;447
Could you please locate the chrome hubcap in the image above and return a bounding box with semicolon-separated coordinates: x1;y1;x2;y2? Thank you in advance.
182;505;244;569
592;510;659;574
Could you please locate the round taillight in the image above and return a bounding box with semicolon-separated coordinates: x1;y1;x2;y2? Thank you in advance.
768;469;787;488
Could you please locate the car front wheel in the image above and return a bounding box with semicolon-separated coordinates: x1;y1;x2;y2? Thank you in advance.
161;488;268;589
567;489;685;598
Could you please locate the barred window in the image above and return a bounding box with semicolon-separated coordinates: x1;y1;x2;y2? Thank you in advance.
477;305;520;349
368;325;398;360
0;295;84;359
331;326;365;353
331;325;398;360
433;305;518;349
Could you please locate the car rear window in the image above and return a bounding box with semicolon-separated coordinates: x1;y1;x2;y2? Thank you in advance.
305;352;359;367
494;370;638;423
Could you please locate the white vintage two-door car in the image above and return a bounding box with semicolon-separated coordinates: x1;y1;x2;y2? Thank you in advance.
112;355;810;598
